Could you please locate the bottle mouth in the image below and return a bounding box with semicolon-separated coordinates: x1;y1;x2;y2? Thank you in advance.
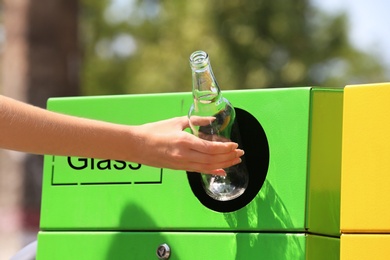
190;50;209;69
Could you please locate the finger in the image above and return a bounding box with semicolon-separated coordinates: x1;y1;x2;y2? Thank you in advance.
191;137;239;154
187;148;244;165
188;116;216;127
186;167;226;176
160;116;193;130
190;157;243;175
198;132;231;142
175;116;191;129
207;169;227;176
182;146;243;170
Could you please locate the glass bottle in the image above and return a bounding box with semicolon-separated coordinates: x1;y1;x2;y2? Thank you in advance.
188;50;248;201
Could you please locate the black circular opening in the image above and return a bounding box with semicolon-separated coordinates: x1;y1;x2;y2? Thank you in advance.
187;107;270;212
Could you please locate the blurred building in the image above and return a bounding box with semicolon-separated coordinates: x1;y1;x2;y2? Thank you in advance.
0;1;79;258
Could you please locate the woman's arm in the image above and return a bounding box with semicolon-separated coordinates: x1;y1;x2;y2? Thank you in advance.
0;95;243;175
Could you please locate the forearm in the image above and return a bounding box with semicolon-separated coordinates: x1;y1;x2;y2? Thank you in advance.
0;95;139;161
0;95;243;174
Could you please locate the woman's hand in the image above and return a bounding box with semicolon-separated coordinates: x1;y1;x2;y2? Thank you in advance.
132;116;244;176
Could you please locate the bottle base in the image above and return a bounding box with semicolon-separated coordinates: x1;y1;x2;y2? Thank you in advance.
203;175;246;201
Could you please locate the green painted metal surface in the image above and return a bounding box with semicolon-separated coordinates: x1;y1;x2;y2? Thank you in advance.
38;87;342;259
306;89;343;236
37;231;338;260
307;234;340;260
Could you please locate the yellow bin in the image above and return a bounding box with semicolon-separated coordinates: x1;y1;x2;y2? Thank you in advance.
341;82;390;259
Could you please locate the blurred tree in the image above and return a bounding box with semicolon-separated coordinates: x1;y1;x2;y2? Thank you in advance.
80;0;388;95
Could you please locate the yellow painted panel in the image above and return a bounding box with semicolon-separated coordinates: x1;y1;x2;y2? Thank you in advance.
341;83;390;232
341;234;390;260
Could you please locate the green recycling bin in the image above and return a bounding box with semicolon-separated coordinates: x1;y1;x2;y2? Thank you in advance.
37;87;342;259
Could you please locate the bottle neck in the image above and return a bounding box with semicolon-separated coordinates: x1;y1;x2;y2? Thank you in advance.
189;51;222;104
192;68;221;103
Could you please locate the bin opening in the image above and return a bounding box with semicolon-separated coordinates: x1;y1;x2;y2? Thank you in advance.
187;108;269;212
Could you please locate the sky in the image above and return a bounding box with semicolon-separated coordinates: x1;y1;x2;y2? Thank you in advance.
312;0;390;65
105;0;390;72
